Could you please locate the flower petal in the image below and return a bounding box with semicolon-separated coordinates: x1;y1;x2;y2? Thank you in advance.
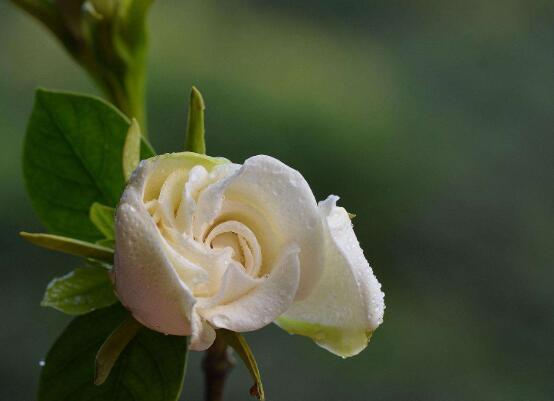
276;196;385;357
189;312;217;351
197;262;260;310
201;243;301;332
142;152;229;203
192;163;241;240
175;165;209;235
114;189;195;335
206;155;325;298
114;153;228;337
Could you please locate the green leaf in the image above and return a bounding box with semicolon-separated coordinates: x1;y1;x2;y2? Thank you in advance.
39;305;189;401
97;238;116;249
122;118;142;181
23;89;154;242
41;266;117;315
95;316;142;385
184;86;206;154
86;259;113;270
20;232;113;262
89;202;115;240
218;329;265;400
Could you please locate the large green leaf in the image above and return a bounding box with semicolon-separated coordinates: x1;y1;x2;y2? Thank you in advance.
23;89;154;241
41;266;117;315
39;305;188;401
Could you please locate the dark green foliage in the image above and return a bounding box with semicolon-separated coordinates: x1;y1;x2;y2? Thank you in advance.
38;304;188;401
23;89;154;241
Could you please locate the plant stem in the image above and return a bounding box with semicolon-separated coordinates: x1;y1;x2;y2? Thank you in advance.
202;335;234;401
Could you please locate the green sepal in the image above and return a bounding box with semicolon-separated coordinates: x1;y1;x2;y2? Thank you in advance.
38;304;189;401
184;86;206;154
95;316;142;385
41;266;117;315
20;232;113;262
89;203;115;240
218;329;265;400
122;118;142;181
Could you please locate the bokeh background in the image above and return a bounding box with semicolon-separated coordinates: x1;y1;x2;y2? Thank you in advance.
1;1;553;400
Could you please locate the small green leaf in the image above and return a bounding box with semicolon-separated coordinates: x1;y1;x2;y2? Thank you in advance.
122;118;142;181
41;266;117;315
184;86;206;154
218;329;265;400
95;316;142;385
23;89;154;241
39;304;189;401
20;232;113;262
97;238;116;249
86;259;113;270
89;203;115;240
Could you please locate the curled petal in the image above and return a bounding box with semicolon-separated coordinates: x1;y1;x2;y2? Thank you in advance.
198;262;260;310
193;163;241;240
276;196;385;357
114;198;195;335
175;165;209;235
189;312;217;351
114;153;228;337
207;155;325;298
202;244;301;332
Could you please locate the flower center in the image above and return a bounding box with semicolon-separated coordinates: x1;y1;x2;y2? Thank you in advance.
204;220;262;277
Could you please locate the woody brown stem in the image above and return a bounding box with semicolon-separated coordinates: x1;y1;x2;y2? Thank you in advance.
202;335;234;401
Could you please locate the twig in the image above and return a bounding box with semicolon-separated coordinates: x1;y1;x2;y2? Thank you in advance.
202;335;234;401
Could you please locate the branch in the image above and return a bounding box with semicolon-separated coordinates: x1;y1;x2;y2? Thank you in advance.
202;335;234;401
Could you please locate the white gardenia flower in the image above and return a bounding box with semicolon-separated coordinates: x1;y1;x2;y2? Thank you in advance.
113;152;384;357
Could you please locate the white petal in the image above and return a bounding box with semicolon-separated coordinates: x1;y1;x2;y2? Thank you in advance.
189;311;217;351
193;163;241;240
175;165;209;235
114;190;195;335
205;220;262;276
197;262;259;310
142;152;229;203
201;244;301;332
202;155;324;298
216;199;280;277
157;168;188;228
276;196;385;357
114;152;228;338
161;226;232;297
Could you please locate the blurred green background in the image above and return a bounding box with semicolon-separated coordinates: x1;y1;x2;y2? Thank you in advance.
1;0;553;400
